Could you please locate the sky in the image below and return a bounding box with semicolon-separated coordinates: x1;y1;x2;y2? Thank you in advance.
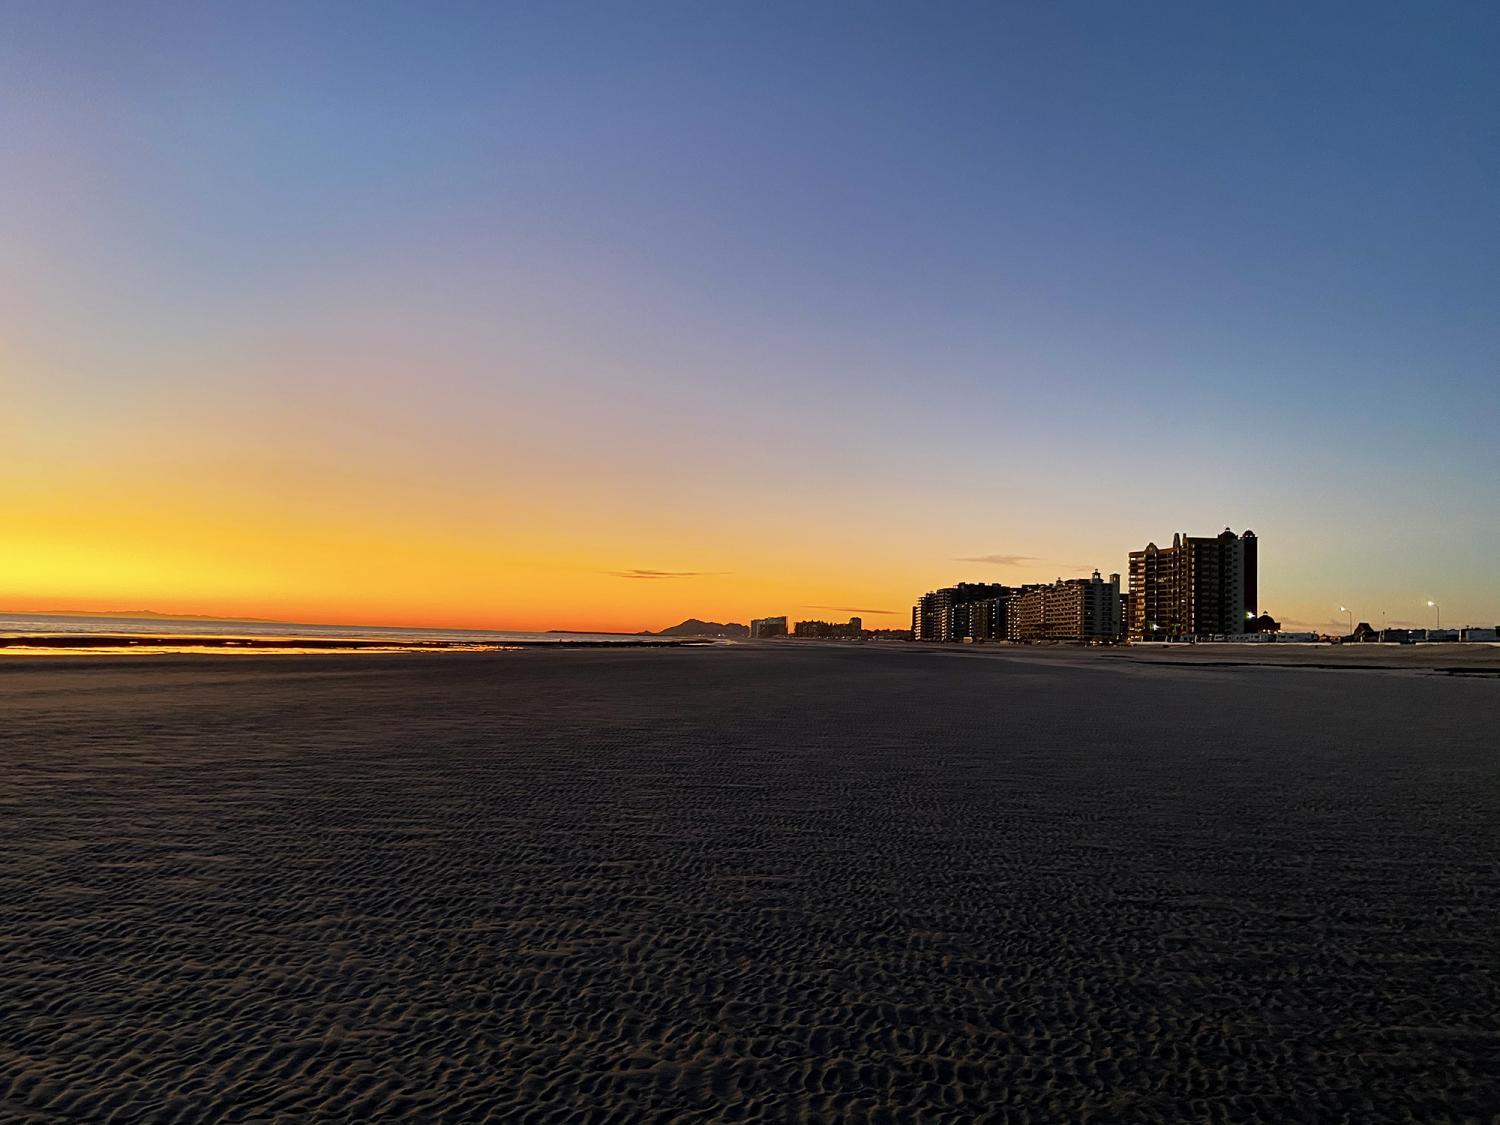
3;1;1497;633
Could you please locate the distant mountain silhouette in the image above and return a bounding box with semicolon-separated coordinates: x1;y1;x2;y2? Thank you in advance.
644;618;748;638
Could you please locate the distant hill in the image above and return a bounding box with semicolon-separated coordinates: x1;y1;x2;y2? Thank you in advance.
645;618;748;638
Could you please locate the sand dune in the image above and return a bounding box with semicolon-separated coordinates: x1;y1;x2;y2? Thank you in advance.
1;647;1497;1121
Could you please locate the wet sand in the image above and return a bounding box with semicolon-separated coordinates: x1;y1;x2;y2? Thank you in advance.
895;639;1500;675
0;634;691;653
1101;641;1500;673
2;646;1498;1121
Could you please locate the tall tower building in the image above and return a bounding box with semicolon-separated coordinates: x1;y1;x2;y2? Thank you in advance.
911;583;1014;642
1128;529;1257;640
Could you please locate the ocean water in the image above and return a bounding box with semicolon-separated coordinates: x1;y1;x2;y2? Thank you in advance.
0;612;635;645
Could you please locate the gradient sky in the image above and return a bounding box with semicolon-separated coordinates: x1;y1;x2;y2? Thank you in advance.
4;1;1497;632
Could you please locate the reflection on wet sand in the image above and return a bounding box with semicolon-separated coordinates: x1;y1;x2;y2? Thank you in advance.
0;634;697;655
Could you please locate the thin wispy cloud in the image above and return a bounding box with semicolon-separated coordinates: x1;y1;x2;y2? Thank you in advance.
958;555;1108;577
802;605;897;616
608;569;728;580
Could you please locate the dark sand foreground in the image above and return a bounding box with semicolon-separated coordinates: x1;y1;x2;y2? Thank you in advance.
3;646;1498;1122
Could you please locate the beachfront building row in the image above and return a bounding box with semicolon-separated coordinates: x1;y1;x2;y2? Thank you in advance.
912;527;1260;644
912;572;1123;643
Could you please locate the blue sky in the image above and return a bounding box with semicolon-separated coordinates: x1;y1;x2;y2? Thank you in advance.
3;1;1497;630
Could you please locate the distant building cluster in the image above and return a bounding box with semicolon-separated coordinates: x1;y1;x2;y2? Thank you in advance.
738;614;905;642
1350;624;1497;644
913;527;1264;644
749;523;1492;647
794;617;862;638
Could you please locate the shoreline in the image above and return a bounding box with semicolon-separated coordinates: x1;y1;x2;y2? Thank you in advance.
0;633;706;655
3;634;1497;673
770;638;1500;674
1033;639;1500;673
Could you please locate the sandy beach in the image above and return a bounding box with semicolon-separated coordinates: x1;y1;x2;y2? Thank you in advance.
905;639;1500;674
3;645;1497;1121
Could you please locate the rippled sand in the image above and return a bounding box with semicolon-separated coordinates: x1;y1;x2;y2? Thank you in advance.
3;647;1498;1121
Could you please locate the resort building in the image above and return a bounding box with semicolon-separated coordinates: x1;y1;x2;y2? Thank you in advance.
912;583;1014;642
749;616;788;638
1128;528;1257;640
1011;572;1122;642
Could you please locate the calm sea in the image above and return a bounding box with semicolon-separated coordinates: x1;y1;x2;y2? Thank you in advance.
0;613;636;646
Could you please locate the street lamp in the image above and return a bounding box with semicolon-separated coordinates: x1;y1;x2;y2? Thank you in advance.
1340;606;1352;636
1427;600;1440;631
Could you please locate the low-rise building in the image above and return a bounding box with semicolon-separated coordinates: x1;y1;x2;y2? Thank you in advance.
749;616;788;638
793;617;863;639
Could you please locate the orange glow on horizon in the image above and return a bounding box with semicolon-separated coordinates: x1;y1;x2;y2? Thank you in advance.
3;391;933;632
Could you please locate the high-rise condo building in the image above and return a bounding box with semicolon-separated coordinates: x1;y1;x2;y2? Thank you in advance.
1012;571;1122;642
1128;529;1257;640
911;583;1014;642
